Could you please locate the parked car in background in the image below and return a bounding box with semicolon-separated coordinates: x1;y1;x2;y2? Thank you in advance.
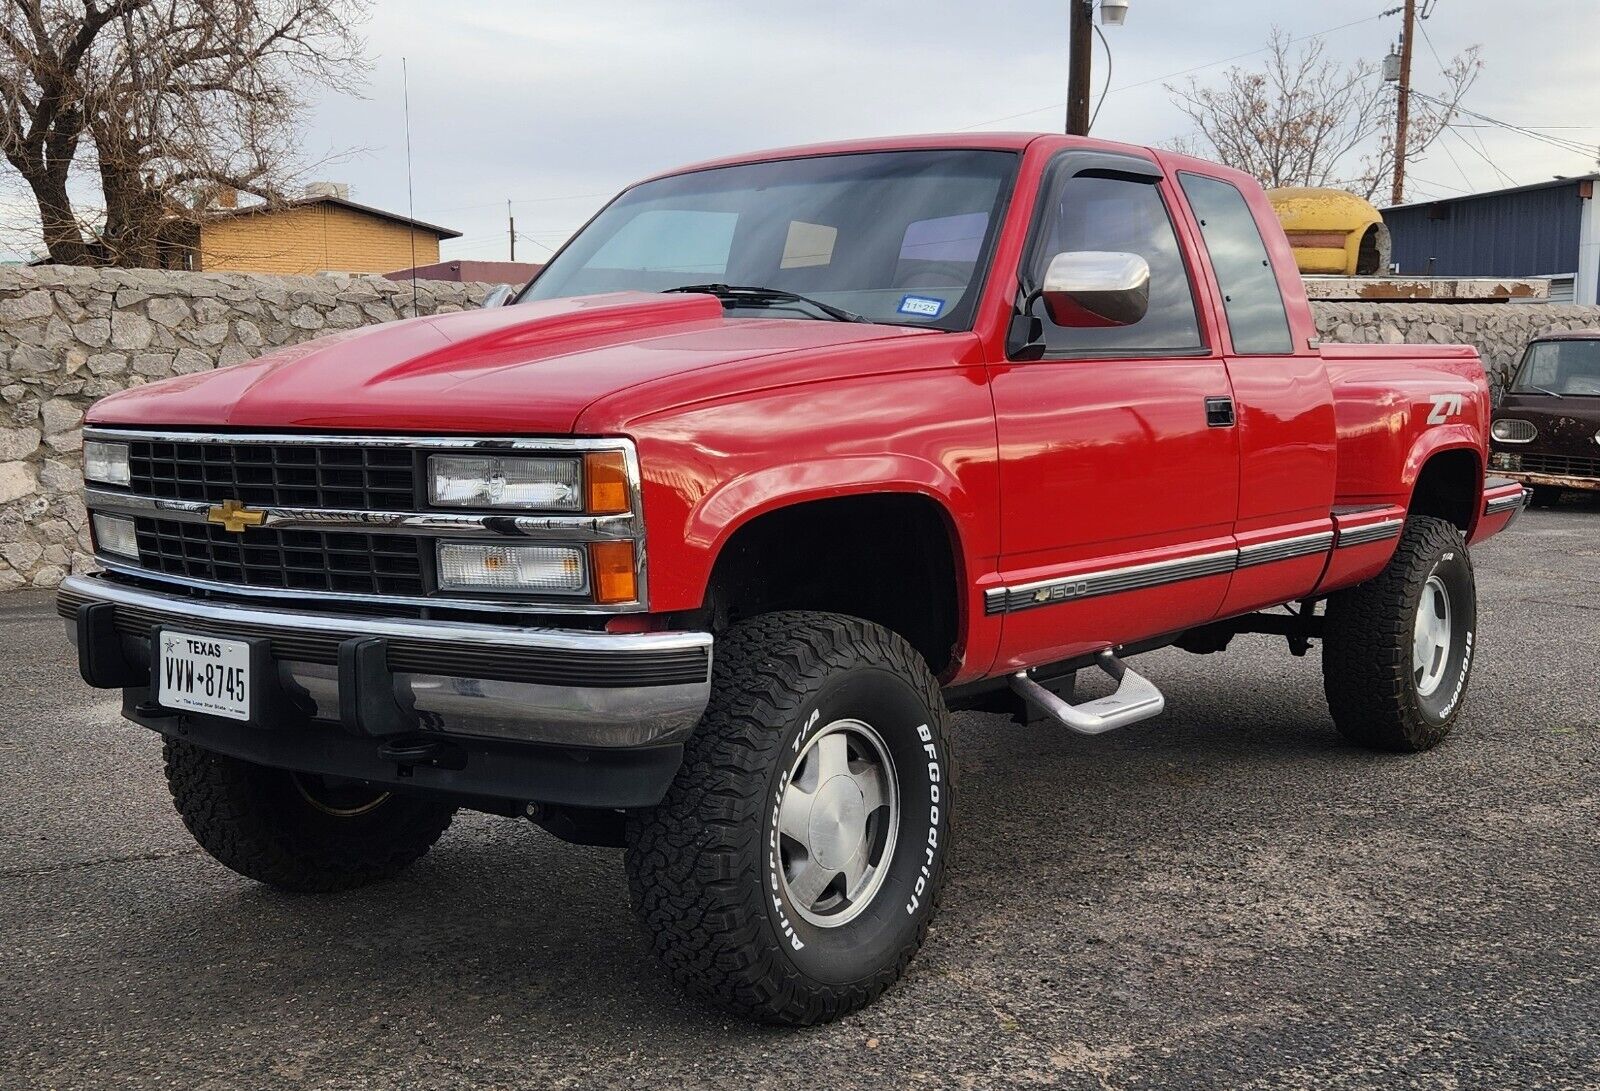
1491;330;1600;504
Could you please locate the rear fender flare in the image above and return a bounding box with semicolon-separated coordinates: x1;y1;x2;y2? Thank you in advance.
1402;425;1484;532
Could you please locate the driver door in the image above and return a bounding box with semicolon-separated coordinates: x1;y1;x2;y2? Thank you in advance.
988;156;1240;671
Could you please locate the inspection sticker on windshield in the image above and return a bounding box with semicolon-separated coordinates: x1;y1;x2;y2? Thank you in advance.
898;295;945;318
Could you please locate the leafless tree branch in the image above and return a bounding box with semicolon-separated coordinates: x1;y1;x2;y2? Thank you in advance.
1165;27;1482;203
0;0;370;266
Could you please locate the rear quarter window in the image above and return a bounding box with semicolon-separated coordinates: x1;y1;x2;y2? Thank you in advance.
1178;173;1295;355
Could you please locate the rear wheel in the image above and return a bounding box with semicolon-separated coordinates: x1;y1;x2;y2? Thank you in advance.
1322;516;1477;752
164;739;456;892
625;611;952;1025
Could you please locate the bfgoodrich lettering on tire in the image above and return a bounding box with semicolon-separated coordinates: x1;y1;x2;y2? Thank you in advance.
1322;515;1478;752
624;611;952;1025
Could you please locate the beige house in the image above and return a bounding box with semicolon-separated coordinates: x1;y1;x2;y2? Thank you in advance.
175;190;461;276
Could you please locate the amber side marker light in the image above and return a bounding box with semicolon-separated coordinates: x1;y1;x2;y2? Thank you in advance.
585;451;631;514
590;540;638;604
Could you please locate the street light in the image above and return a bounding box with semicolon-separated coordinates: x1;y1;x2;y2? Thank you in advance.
1100;0;1130;26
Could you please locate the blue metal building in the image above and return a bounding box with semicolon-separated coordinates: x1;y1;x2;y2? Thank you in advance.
1382;174;1599;304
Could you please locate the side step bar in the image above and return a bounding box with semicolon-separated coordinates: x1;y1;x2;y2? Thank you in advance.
1009;650;1165;736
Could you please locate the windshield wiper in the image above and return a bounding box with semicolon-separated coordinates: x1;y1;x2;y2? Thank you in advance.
664;283;867;323
1523;384;1565;398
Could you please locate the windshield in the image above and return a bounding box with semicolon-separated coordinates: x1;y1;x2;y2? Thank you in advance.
522;150;1018;330
1512;339;1600;396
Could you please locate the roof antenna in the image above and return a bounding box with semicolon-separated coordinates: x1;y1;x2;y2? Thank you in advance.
402;56;419;318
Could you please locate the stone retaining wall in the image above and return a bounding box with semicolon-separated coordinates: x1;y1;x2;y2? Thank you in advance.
0;266;486;590
2;264;1597;590
1311;302;1600;396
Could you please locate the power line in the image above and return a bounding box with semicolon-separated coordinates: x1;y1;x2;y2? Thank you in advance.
1412;90;1599;159
1088;22;1113;133
958;10;1391;131
419;191;613;216
1447;123;1518;189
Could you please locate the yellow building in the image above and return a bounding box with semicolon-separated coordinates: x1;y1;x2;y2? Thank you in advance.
188;193;460;276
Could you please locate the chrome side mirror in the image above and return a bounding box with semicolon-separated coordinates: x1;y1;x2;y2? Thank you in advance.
481;284;515;308
1039;251;1150;327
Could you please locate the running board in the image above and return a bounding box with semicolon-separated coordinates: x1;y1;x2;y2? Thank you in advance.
1009;650;1166;736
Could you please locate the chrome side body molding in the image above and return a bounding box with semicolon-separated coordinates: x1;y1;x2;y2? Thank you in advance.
1333;518;1404;548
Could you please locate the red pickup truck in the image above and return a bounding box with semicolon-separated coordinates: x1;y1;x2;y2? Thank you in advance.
62;133;1526;1025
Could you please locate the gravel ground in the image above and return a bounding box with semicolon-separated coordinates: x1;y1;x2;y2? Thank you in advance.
1;507;1596;1091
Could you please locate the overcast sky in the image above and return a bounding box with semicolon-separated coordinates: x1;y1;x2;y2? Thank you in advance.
5;0;1599;264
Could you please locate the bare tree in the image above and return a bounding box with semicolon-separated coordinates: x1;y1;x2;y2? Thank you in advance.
0;0;369;266
1167;28;1480;202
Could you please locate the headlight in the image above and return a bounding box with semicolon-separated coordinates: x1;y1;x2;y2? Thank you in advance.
84;439;131;486
436;542;589;594
429;455;582;510
1491;418;1536;443
427;451;632;513
90;512;140;559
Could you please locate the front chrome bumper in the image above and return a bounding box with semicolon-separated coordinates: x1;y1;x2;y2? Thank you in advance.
58;574;713;749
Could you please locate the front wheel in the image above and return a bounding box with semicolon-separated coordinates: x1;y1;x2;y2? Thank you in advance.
625;611;952;1025
164;739;456;892
1321;516;1478;752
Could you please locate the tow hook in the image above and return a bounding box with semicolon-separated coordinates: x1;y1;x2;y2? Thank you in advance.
377;736;466;774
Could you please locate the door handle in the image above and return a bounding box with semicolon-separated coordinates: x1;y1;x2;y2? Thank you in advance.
1205;396;1236;428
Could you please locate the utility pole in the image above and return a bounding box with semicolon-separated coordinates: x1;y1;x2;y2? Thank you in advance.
508;199;516;262
1391;0;1416;205
1066;0;1093;136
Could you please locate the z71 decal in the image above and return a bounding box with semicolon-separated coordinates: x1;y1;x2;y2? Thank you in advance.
1427;393;1465;425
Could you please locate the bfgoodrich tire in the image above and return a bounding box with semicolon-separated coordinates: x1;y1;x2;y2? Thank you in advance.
625;611;952;1025
1322;515;1478;752
164;739;456;892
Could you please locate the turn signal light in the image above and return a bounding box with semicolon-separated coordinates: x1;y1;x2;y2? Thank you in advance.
585;451;631;514
589;540;637;604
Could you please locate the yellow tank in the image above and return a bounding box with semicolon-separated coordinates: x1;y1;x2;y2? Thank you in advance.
1266;187;1391;276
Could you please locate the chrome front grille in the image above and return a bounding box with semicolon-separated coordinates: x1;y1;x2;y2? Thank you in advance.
1522;452;1600;479
135;517;427;596
128;438;417;509
85;429;650;614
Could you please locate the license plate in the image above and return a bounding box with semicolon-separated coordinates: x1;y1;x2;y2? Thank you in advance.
157;630;252;721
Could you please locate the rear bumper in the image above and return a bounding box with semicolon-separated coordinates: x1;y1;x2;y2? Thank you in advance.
1475;478;1529;543
58;574;713;808
1497;469;1600;493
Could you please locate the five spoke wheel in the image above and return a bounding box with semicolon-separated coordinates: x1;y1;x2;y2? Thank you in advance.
777;718;898;927
1412;573;1453;697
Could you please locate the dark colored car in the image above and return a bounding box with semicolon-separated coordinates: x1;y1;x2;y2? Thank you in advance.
1490;329;1600;504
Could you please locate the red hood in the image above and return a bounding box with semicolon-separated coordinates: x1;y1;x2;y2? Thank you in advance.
88;292;929;434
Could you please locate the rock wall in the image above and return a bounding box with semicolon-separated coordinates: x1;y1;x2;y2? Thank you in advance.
2;264;1598;591
1311;302;1600;396
0;266;487;591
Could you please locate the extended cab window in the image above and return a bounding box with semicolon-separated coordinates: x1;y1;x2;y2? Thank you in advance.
1178;173;1294;355
1027;173;1203;356
524;150;1017;330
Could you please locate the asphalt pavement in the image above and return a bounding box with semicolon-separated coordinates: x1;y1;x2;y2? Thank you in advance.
2;506;1597;1090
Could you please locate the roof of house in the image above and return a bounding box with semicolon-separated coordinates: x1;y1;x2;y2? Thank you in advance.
385;260;543;285
1383;173;1600;212
205;194;462;240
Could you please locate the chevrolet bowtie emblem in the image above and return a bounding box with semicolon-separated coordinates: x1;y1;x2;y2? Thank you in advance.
207;499;266;533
